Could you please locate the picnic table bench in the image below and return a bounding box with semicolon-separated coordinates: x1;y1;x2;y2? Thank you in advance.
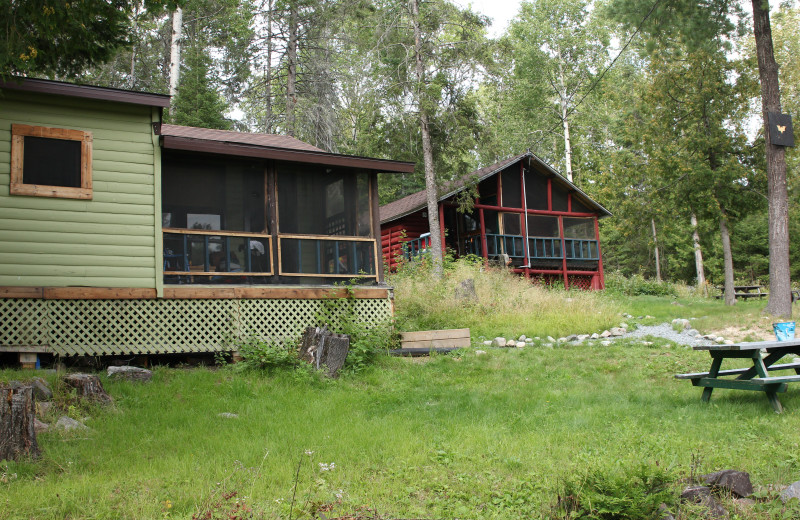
715;285;768;300
676;339;800;413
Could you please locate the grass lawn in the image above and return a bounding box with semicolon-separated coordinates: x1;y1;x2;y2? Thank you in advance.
3;331;800;519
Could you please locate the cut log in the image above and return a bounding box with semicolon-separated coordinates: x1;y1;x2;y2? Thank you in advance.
62;374;113;404
298;326;350;378
0;382;40;461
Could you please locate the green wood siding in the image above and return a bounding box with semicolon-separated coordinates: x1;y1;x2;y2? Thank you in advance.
0;90;159;288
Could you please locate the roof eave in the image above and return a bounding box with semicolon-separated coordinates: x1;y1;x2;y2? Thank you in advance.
0;77;171;108
161;136;415;173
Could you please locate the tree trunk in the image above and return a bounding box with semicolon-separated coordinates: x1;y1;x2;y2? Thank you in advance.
285;5;298;137
752;0;791;318
557;51;573;183
651;218;661;282
691;211;707;295
0;383;40;461
719;205;736;306
264;0;274;133
411;0;443;277
168;7;183;115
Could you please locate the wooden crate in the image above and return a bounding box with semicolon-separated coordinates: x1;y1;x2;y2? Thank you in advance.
400;328;471;350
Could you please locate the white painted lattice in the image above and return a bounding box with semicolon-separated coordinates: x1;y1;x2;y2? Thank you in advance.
0;297;391;356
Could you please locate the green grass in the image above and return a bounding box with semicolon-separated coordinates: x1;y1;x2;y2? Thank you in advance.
4;338;800;519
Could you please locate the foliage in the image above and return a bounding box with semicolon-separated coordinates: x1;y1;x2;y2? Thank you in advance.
0;0;176;79
230;333;302;371
389;257;620;338
604;272;678;298
554;462;676;519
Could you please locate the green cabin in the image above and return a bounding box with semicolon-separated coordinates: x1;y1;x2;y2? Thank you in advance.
0;78;413;362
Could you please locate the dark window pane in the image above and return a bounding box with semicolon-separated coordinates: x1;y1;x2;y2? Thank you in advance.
527;215;560;238
563;217;595;239
501;168;521;208
478;176;497;206
23;136;81;187
280;238;375;275
483;210;500;234
571;197;592;213
277;163;370;236
524;172;548;210
162;153;266;233
502;213;521;235
551;183;569;212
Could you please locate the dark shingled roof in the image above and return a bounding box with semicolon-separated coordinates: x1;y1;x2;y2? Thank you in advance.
380;152;611;224
161;124;326;153
0;77;171;108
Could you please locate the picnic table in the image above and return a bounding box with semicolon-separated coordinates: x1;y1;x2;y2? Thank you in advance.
676;340;800;413
715;285;768;300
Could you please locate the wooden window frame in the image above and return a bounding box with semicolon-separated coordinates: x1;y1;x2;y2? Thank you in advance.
10;124;93;200
277;234;379;278
162;228;274;277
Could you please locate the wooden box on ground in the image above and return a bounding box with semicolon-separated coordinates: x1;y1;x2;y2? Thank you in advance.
395;328;471;356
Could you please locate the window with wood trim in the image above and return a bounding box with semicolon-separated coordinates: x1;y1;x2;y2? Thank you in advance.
10;124;93;199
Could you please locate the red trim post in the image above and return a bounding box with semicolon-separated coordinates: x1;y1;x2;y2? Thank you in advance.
594;216;605;289
479;208;488;260
520;162;530;272
567;193;572;212
559;215;569;289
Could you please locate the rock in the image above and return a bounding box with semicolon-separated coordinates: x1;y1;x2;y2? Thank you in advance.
715;337;726;344
702;470;753;498
454;278;477;301
525;338;533;344
62;374;113;404
642;341;653;346
544;343;553;349
475;350;487;356
600;330;611;338
687;329;700;337
36;401;52;417
483;340;492;346
217;412;238;419
55;416;88;431
657;503;675;520
31;378;53;401
518;335;527;342
590;333;599;339
577;334;590;341
515;342;525;348
645;315;654;319
779;481;800;503
609;327;626;337
534;337;540;341
491;337;507;348
621;322;629;329
107;366;152;382
546;336;556;343
566;334;577;342
680;486;728;519
723;340;734;345
600;341;612;347
34;418;49;433
557;337;567;343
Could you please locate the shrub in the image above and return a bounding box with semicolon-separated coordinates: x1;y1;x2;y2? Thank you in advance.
233;333;301;371
604;272;678;297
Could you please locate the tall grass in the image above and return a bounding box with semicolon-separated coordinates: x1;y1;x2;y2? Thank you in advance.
389;257;620;338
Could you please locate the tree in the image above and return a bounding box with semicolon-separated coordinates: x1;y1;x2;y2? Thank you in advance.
1;0;175;78
609;0;792;316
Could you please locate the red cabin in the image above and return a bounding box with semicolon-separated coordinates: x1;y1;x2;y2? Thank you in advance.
380;153;612;289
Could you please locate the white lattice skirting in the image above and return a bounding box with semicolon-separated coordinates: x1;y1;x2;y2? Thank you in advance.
0;298;392;356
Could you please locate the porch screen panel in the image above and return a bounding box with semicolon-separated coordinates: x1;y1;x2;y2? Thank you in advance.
162;154;266;233
478;177;498;206
571;197;592;214
563;218;594;239
501;168;522;208
527;215;561;258
501;213;521;235
551;183;569;212
280;238;376;276
277;164;370;237
524;172;548;210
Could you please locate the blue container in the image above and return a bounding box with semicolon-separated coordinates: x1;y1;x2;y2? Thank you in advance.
774;321;796;341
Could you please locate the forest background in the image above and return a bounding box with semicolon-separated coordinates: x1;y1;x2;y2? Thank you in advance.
5;0;800;288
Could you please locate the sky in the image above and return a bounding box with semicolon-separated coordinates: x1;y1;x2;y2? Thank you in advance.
453;0;523;37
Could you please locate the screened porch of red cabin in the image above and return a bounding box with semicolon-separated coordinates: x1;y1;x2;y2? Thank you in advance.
380;154;610;290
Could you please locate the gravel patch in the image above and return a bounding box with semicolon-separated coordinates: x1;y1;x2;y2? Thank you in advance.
623;323;714;347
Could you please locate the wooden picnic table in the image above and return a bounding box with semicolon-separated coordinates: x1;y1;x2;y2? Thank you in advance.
715;285;768;300
676;339;800;413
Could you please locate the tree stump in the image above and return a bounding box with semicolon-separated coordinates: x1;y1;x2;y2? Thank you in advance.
298;327;350;378
62;374;113;404
0;382;40;461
